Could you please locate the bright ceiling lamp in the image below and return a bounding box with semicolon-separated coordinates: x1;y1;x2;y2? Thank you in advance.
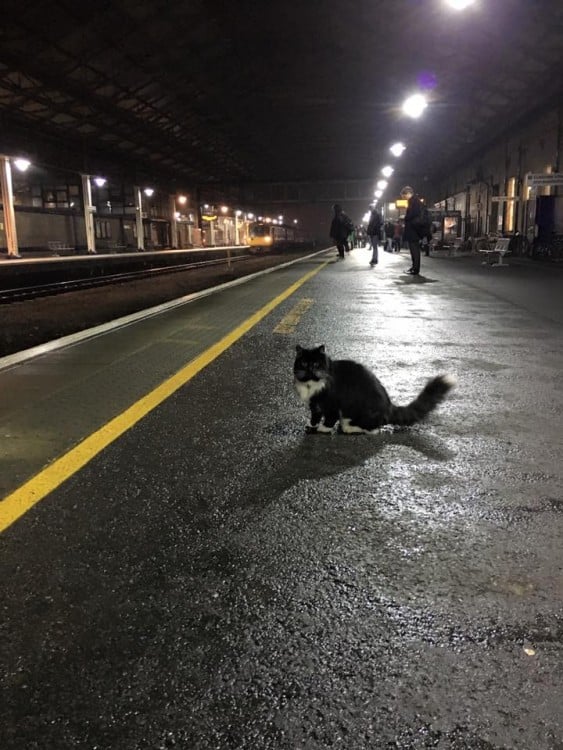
390;142;406;157
93;177;106;187
445;0;475;9
381;165;394;177
402;93;428;118
14;158;31;172
376;179;388;190
374;190;383;198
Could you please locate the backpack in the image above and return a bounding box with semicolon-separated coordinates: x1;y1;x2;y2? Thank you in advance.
367;211;381;236
342;214;354;235
412;205;430;238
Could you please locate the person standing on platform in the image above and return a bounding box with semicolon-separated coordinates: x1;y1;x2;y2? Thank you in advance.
366;205;382;267
393;221;402;252
384;220;394;252
401;185;427;275
330;204;354;260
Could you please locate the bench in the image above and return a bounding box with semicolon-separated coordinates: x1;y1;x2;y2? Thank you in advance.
103;242;127;253
47;241;74;255
430;238;463;257
479;237;511;267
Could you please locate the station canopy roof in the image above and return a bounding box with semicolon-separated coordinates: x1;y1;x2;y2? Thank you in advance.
1;0;562;189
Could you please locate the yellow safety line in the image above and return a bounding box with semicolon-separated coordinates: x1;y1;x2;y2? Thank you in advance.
273;297;314;334
0;261;328;533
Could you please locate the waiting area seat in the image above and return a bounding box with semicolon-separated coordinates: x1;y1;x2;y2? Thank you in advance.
479;237;511;267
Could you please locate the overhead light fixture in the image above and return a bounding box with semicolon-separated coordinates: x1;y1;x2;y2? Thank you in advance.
376;179;388;190
14;158;31;172
144;187;154;197
177;195;187;205
374;190;383;198
402;93;428;118
445;0;475;9
390;142;406;157
381;165;394;178
93;177;106;187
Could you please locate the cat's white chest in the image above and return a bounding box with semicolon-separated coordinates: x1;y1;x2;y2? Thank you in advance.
294;378;327;403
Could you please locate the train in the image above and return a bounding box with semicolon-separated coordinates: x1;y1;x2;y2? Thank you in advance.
247;221;305;253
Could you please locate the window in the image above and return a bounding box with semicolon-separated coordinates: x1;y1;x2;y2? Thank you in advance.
95;220;111;239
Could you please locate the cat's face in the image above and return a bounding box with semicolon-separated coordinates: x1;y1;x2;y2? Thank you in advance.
294;345;329;382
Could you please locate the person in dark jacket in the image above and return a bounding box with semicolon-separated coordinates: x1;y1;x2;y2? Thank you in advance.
366;206;382;266
330;204;353;260
401;185;426;275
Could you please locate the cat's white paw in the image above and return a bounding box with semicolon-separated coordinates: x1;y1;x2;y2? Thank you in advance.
340;418;368;434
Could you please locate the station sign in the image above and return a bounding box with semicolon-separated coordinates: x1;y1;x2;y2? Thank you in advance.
395;199;408;208
526;173;563;187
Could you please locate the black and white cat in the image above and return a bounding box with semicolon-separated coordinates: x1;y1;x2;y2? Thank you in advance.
294;344;455;433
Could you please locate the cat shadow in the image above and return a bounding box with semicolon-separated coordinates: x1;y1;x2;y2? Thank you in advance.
240;427;455;512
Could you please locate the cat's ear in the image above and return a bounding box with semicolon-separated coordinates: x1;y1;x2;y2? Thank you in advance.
295;345;303;353
318;344;326;354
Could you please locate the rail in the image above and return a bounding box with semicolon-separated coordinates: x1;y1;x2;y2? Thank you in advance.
0;253;253;304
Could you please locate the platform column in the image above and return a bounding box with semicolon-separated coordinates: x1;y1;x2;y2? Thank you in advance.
81;174;97;254
134;186;145;251
0;156;21;258
170;195;178;249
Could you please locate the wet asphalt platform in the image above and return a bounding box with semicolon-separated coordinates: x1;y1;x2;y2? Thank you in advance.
1;247;562;749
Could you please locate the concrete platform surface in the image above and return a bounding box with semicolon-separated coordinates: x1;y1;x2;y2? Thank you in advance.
1;248;562;749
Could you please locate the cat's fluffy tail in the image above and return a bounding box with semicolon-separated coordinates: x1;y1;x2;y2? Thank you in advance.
389;374;456;426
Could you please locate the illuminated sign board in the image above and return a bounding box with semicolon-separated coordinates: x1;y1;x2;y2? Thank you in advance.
395;199;408;208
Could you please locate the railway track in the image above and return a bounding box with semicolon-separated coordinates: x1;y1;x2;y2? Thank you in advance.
0;253;253;304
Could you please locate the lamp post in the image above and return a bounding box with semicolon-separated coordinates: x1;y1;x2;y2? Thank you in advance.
80;174;97;254
170;195;179;249
134;186;145;251
0;155;22;258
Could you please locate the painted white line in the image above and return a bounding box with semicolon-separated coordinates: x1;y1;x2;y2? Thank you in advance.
0;248;331;372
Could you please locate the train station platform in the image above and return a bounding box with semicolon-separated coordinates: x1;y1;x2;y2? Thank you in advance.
1;248;562;749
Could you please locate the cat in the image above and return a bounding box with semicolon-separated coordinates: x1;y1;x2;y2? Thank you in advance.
293;344;455;434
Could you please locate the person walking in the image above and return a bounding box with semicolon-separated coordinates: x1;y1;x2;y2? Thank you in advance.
401;186;428;275
330;204;354;260
366;205;382;267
